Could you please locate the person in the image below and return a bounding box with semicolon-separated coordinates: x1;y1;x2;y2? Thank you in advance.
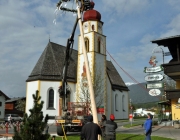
99;114;107;139
144;113;153;140
80;115;102;140
104;114;117;140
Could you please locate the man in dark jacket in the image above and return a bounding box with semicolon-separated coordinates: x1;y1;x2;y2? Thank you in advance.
80;115;102;140
144;113;152;140
99;114;107;139
104;114;117;140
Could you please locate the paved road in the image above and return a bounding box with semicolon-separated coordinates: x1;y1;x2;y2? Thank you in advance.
0;121;180;140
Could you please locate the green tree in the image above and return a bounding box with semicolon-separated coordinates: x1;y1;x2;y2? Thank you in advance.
15;99;26;112
13;90;50;140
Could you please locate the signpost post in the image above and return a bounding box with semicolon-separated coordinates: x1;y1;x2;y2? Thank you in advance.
129;113;133;126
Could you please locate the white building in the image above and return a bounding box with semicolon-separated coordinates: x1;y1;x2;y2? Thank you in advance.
25;4;129;122
0;90;10;119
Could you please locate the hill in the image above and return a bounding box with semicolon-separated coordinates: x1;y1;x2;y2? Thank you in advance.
128;83;160;104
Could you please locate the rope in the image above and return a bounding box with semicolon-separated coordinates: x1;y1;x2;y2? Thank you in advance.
61;123;67;140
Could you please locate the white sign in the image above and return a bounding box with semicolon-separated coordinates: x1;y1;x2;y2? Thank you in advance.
144;65;163;73
146;83;163;89
149;89;161;96
145;74;164;82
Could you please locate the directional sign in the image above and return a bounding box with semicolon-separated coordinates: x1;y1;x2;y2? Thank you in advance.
144;65;163;73
146;83;163;89
145;74;164;82
149;89;161;96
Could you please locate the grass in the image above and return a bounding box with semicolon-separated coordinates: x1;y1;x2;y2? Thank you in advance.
123;122;142;128
49;134;175;140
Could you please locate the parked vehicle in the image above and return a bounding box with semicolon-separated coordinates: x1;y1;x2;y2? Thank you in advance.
4;114;22;122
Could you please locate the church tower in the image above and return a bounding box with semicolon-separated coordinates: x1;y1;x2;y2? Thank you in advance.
76;2;107;113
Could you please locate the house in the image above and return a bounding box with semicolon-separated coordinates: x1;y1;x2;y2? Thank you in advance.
152;35;180;123
25;3;129;122
5;97;26;117
0;90;10;119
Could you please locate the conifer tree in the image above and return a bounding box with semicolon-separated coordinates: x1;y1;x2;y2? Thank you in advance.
13;90;50;140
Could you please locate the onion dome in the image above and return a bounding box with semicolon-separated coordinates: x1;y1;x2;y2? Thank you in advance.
83;2;101;21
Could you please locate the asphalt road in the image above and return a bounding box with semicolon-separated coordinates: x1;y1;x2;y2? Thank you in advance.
0;119;180;140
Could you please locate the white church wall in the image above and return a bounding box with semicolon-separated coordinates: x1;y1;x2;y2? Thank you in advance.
0;96;5;119
26;81;39;114
113;90;129;119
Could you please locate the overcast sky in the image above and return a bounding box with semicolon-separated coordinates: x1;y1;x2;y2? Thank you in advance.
1;0;179;98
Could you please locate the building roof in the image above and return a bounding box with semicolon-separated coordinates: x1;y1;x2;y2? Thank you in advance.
6;97;26;103
27;42;78;82
0;90;10;100
151;35;180;61
27;42;128;91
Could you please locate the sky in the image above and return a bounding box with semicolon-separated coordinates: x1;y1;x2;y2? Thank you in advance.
0;0;179;98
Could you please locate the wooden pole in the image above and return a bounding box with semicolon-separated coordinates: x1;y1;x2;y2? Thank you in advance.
76;4;98;124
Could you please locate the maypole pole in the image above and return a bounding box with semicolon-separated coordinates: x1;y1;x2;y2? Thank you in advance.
75;1;98;124
55;0;98;124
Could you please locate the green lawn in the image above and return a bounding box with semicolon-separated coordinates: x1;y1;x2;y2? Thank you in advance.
49;134;175;140
123;122;143;128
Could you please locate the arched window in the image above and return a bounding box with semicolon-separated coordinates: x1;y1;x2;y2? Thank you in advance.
122;95;125;111
85;38;89;52
115;94;118;111
48;89;54;108
0;102;2;106
97;38;101;53
92;25;95;31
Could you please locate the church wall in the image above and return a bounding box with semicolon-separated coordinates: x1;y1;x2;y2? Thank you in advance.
113;90;129;119
26;81;39;114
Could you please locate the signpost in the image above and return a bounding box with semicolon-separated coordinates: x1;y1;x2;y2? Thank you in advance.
129;114;133;126
149;89;161;96
144;65;163;73
146;82;163;89
145;74;164;82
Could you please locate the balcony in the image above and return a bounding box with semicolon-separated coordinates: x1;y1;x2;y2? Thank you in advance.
166;89;180;100
162;61;180;80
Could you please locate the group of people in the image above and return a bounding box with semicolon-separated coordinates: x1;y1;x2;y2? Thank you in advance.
80;113;153;140
80;114;117;140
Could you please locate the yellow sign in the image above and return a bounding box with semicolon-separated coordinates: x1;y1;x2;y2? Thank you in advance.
72;120;81;123
57;120;65;123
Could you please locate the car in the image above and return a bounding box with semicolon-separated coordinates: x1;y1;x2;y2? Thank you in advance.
4;114;22;122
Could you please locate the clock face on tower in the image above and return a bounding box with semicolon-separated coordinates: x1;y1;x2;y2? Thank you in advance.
84;22;88;30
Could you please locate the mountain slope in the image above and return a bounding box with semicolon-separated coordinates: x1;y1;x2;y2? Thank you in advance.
128;83;160;104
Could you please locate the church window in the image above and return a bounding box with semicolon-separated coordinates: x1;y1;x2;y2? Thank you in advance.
48;89;54;109
0;102;2;106
122;95;125;111
92;25;95;31
98;38;101;53
85;38;89;52
115;94;118;111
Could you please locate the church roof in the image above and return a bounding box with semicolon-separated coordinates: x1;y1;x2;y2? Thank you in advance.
27;42;78;82
106;61;129;91
27;42;128;91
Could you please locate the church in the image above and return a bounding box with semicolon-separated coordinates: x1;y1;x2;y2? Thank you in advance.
25;4;129;122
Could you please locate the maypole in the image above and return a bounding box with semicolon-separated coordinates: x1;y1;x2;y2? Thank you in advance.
56;0;98;124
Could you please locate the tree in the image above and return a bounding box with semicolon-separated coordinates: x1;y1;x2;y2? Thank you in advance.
77;70;104;108
13;90;50;140
15;99;26;112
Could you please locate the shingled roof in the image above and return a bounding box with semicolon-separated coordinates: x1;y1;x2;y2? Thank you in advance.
27;42;128;91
